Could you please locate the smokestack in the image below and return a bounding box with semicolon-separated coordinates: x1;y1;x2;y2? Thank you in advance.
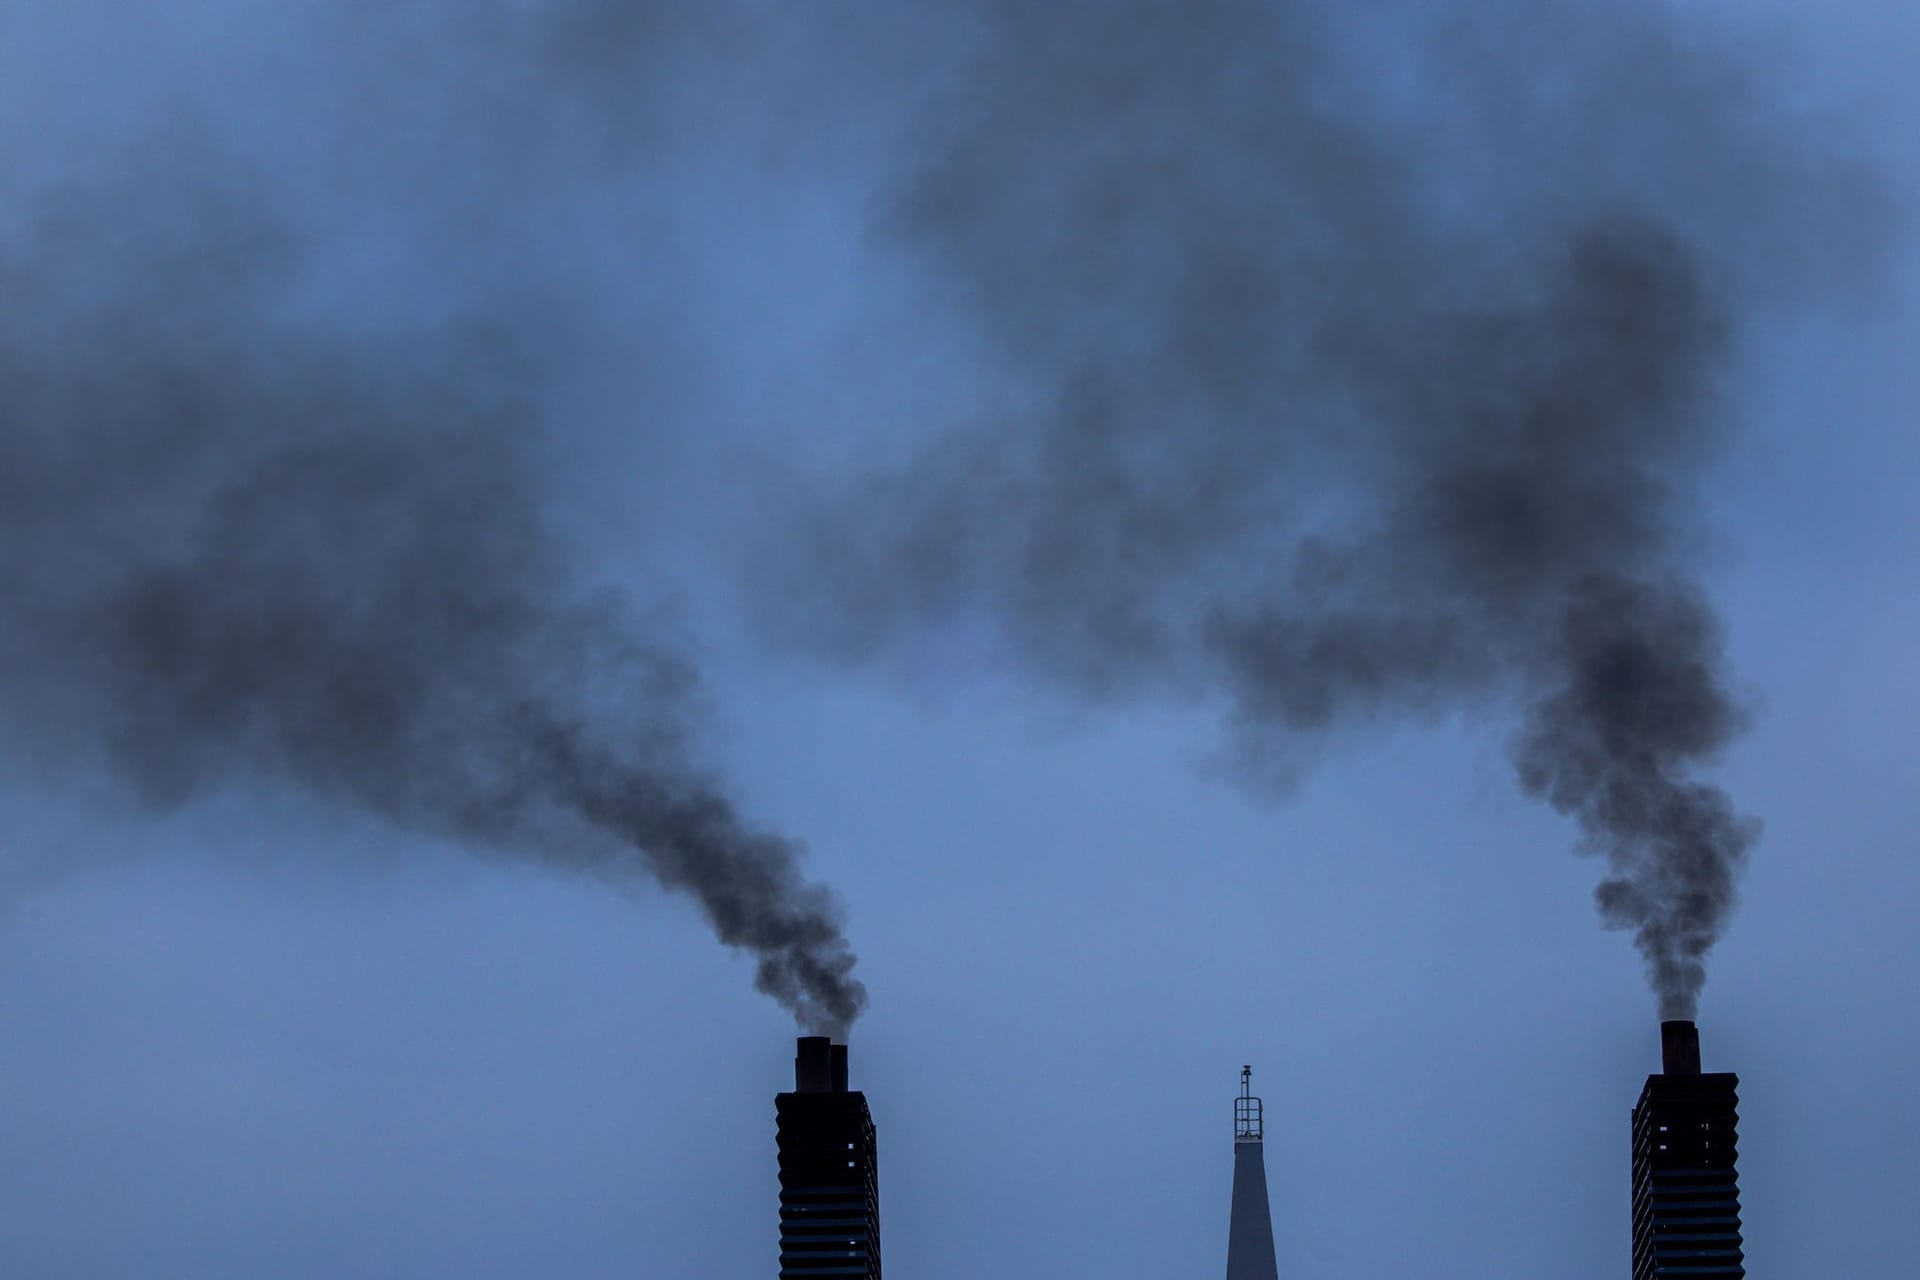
1661;1019;1702;1075
776;1037;882;1278
1629;1023;1744;1279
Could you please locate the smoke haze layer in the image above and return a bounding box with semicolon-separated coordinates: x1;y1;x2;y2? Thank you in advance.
0;162;865;1036
0;0;1888;1027
771;0;1884;1016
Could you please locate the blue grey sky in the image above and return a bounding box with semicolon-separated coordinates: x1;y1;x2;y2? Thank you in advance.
0;2;1915;1277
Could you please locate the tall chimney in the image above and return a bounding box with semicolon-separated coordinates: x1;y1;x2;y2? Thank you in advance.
776;1038;882;1278
1629;1022;1744;1279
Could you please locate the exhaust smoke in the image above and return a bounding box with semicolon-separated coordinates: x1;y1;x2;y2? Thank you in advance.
770;0;1885;1015
0;169;865;1037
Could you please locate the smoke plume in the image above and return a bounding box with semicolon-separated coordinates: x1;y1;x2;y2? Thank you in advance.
0;163;865;1037
0;1;1886;1029
772;0;1883;1016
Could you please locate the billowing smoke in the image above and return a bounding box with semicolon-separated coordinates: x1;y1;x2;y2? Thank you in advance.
0;0;1885;1029
769;0;1883;1016
1517;578;1757;1017
0;165;865;1037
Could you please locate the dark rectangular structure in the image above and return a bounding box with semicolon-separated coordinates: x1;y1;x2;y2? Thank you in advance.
1630;1020;1744;1279
777;1036;881;1279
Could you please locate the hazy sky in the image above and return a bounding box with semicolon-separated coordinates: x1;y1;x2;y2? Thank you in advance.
1;3;1914;1277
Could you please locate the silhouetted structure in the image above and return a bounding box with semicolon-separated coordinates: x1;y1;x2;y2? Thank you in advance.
1226;1065;1279;1280
777;1036;882;1278
1630;1021;1744;1279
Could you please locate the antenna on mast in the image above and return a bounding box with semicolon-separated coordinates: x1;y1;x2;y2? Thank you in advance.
1235;1064;1264;1142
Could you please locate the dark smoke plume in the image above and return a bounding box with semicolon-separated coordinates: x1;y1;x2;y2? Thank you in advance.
0;165;864;1037
773;0;1883;1016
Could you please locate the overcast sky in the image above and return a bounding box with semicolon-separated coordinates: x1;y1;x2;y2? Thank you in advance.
0;3;1914;1277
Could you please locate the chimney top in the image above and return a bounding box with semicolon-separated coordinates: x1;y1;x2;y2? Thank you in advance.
794;1036;849;1093
1661;1020;1702;1075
